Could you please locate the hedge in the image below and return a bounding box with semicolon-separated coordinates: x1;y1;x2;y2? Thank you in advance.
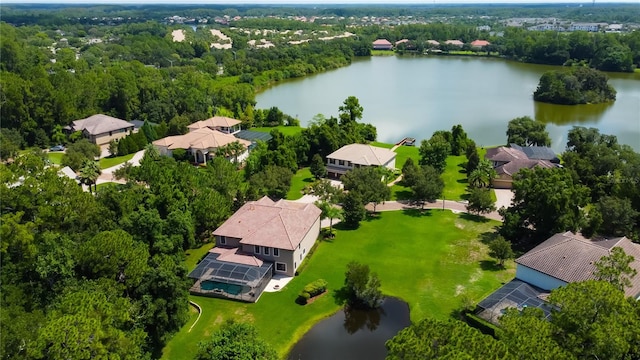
297;279;328;305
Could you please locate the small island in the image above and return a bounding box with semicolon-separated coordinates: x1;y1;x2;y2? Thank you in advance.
533;67;617;105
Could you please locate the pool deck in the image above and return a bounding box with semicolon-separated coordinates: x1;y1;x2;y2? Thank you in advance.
264;274;294;292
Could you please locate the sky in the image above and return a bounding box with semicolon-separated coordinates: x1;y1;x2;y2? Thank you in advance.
2;0;638;4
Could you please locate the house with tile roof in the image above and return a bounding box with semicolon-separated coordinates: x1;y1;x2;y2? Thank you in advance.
152;127;251;164
515;231;640;299
326;143;396;178
372;39;393;50
188;197;321;301
485;145;557;188
470;39;491;48
187;116;242;135
444;39;464;47
67;114;135;145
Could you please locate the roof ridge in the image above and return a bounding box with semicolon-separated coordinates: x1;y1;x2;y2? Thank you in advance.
518;237;572;260
278;211;295;249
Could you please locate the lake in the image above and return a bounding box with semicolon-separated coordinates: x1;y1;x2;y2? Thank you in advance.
256;56;640;152
287;297;411;360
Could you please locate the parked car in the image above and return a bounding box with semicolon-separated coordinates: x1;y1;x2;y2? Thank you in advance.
49;145;65;152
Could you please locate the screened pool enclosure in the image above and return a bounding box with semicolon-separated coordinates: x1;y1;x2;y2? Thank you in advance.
188;252;273;302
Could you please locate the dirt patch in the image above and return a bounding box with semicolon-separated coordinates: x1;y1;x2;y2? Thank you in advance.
455;284;465;296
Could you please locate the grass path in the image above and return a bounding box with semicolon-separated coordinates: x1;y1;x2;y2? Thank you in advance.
162;210;513;360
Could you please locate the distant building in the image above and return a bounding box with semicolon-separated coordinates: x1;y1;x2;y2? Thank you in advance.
426;39;440;47
395;38;409;46
444;39;464;47
476;25;491;31
568;23;603;32
470;39;491;48
372;39;393;50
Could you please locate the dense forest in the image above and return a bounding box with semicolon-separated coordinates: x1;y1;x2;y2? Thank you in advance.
1;5;640;360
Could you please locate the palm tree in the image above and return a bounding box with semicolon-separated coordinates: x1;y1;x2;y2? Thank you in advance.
80;159;101;193
227;141;245;165
316;200;343;238
468;169;488;188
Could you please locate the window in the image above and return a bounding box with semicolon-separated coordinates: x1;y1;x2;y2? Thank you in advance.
254;245;260;254
348;161;352;167
220;236;226;245
263;247;270;255
329;158;335;164
273;248;279;257
338;160;345;166
276;262;286;272
303;248;306;254
109;131;113;136
300;253;302;260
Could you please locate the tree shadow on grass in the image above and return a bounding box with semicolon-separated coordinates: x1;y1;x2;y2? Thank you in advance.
402;208;433;218
480;259;504;272
394;189;413;200
478;230;501;245
457;178;468;184
303;177;315;183
334;222;358;231
460;213;491;223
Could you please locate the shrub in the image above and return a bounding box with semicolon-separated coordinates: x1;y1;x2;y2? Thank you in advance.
297;279;327;305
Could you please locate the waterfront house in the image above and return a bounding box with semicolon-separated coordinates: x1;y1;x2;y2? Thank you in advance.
485;146;556;188
372;39;393;50
444;39;464;47
187;116;242;134
470;39;491;48
326;143;396;178
188;197;321;302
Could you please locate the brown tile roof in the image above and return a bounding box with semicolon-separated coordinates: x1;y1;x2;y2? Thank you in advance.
445;40;464;46
213;196;321;250
373;39;392;46
327;144;396;167
187;116;242;130
470;40;491;47
427;40;440;45
71;114;134;135
209;247;263;267
516;231;640;298
153;128;250;151
485;146;528;163
496;158;555;176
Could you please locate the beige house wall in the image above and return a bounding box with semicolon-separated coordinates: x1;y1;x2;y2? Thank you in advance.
87;127;135;145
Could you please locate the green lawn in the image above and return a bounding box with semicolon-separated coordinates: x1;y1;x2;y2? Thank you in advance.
47;152;64;165
287;167;314;200
99;154;135;169
253;126;303;137
162;210;513;360
371;50;396;56
185;242;215;272
442;155;468;201
393;145;420;170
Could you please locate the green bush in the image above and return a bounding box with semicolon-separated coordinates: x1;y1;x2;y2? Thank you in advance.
297;279;327;305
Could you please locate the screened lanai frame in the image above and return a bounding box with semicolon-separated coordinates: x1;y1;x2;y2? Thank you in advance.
188;252;273;302
475;279;554;324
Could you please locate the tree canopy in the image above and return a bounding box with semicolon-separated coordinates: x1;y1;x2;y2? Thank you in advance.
533;67;617;105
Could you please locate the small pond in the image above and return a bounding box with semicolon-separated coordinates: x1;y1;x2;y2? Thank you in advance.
287;298;411;360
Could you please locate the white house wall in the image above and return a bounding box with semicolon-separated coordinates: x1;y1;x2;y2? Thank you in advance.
292;217;321;274
515;265;567;291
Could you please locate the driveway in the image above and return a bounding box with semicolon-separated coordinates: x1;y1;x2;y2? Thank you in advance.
494;189;514;210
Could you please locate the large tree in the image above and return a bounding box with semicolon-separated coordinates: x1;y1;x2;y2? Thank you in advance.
343;261;383;309
419;133;451;173
499;167;590;242
61;139;101;171
488;236;514;267
309;153;327;179
548;280;640;360
195;320;277;360
341;166;390;212
466;187;496;215
506;116;551;147
594;247;638;292
411;165;444;209
338;96;363;126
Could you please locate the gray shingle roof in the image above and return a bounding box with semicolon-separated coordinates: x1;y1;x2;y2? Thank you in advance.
71;114;134;135
516;231;640;298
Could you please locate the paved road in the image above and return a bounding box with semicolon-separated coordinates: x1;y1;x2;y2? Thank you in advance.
366;199;503;222
96;149;145;185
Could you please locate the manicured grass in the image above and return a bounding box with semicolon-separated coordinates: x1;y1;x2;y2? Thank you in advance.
442;155;468;201
253;126;303;137
287;167;314;200
47;152;64;165
370;141;393;149
95;182;125;191
162;210;513;360
393;145;419;170
371;50;396;56
185;242;215;272
99;154;135;169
